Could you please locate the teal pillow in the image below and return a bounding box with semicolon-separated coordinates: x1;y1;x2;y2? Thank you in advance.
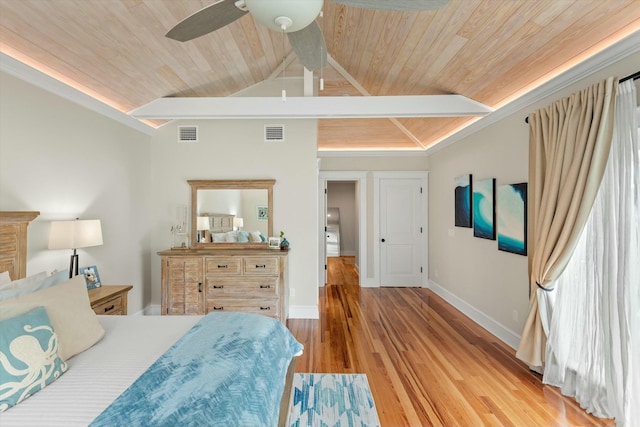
0;306;68;412
237;231;250;243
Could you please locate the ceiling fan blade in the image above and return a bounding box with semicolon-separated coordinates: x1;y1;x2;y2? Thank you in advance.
330;0;448;11
166;0;248;42
287;21;327;71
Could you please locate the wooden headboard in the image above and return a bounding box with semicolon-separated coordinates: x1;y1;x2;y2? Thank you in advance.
0;211;40;280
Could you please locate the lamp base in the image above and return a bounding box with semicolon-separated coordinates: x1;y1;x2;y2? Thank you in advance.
69;250;79;278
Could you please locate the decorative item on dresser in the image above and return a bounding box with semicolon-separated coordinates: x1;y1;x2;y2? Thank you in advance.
88;285;133;315
158;248;289;322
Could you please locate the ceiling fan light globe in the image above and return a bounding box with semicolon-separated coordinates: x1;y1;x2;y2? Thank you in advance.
245;0;323;32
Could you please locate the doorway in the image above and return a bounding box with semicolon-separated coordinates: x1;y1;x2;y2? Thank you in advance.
373;171;429;287
378;177;423;286
318;172;367;288
318;171;428;288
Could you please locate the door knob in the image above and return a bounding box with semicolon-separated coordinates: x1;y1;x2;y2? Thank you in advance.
381;238;386;242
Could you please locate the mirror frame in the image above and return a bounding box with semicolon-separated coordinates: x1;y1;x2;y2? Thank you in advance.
188;179;274;249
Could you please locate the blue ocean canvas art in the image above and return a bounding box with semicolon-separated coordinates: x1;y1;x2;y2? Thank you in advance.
473;178;495;240
454;174;472;228
497;183;527;255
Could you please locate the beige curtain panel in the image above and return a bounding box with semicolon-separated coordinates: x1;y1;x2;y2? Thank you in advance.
516;77;618;367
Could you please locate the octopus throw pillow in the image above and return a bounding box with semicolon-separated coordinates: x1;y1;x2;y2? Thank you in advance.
0;306;68;411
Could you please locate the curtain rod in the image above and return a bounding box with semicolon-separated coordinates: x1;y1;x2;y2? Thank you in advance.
525;70;640;123
619;70;640;83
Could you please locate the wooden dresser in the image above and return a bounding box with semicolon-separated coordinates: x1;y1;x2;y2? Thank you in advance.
158;248;289;322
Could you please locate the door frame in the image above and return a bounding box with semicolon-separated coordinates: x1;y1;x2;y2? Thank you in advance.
373;171;429;287
318;171;367;288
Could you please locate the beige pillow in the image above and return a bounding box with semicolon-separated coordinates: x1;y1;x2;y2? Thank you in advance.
0;275;105;361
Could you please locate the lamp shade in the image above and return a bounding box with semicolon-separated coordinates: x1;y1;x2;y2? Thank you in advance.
233;217;244;228
48;219;103;250
196;217;210;231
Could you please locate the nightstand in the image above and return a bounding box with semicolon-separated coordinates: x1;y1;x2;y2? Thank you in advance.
88;285;133;315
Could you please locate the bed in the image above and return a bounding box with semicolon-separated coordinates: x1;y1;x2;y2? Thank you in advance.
0;212;302;427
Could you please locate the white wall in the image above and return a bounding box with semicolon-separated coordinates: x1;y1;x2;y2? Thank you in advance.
0;71;152;314
427;51;640;348
149;118;319;313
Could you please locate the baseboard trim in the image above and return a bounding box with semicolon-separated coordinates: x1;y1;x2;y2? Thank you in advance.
288;305;320;319
359;277;378;288
427;280;521;350
144;304;161;315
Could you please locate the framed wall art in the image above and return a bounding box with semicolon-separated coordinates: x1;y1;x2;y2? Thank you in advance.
257;205;268;221
473;178;496;240
454;174;473;228
497;182;528;255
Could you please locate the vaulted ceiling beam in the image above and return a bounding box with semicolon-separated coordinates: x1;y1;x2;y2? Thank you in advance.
129;94;493;119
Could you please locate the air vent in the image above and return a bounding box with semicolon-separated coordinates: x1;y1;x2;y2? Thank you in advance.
178;126;198;142
264;125;284;142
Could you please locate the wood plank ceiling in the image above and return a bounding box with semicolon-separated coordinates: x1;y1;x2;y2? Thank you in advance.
1;0;639;151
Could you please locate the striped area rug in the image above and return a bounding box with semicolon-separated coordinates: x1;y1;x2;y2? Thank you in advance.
289;373;381;427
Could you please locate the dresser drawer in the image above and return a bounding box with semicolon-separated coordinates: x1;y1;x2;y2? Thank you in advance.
205;298;280;319
243;256;279;275
92;295;123;315
205;257;241;275
205;277;279;297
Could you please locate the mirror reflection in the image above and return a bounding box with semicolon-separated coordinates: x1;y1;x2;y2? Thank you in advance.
189;180;274;248
196;189;269;241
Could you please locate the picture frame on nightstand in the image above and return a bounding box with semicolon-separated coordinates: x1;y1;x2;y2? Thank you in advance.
79;265;102;289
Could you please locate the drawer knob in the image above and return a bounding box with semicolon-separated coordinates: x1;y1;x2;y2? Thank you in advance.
213;285;224;289
218;264;228;269
260;306;271;311
259;285;271;289
255;264;266;268
104;304;115;313
213;306;224;311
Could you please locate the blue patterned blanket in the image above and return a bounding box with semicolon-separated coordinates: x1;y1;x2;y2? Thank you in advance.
90;312;303;427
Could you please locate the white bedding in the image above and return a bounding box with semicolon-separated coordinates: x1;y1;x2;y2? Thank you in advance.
0;315;202;427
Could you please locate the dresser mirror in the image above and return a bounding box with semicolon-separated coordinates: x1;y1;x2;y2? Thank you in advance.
189;179;274;249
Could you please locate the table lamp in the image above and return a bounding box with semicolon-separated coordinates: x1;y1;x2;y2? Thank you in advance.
197;216;210;243
48;219;103;278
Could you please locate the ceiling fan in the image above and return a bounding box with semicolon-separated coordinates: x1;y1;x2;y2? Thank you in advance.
166;0;449;71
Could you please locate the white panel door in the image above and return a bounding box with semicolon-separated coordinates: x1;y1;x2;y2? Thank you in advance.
380;178;422;286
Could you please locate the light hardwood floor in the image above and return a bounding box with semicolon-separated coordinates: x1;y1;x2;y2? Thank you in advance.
287;256;613;427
